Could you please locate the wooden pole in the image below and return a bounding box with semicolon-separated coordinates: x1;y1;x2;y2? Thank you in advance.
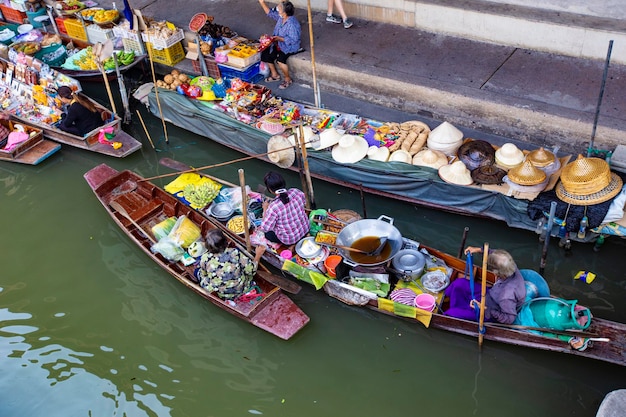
358;184;367;218
239;169;252;253
146;44;169;143
292;126;309;209
306;0;320;107
587;40;613;157
540;202;557;275
136;109;155;149
298;124;316;209
478;242;489;348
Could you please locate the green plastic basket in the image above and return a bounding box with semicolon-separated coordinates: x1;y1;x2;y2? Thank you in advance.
34;43;67;67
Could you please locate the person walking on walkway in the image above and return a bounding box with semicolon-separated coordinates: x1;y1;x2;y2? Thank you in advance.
258;0;302;89
326;0;353;29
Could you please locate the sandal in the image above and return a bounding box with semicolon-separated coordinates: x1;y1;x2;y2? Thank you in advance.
278;80;292;89
265;75;281;82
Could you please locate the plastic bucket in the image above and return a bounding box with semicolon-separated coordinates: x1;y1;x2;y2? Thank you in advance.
34;43;67;67
414;293;436;311
324;255;342;278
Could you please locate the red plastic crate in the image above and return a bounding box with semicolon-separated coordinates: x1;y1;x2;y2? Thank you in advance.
0;4;27;24
55;16;67;35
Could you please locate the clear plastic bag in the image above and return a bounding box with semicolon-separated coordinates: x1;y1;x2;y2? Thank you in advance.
151;235;185;261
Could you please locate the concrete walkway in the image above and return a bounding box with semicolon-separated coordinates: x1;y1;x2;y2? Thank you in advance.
107;0;626;155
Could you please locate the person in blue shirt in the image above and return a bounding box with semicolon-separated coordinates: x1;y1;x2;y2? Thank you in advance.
258;0;301;89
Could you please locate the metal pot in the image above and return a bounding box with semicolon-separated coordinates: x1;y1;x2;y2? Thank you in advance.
391;249;425;281
336;215;403;266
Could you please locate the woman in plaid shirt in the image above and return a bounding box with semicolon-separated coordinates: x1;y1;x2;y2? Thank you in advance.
260;171;310;246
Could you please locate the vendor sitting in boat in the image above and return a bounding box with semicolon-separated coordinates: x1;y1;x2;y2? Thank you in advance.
259;171;309;249
196;229;265;299
56;86;107;136
444;246;526;324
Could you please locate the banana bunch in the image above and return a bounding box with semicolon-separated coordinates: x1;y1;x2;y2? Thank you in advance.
72;46;98;70
93;9;119;23
103;51;135;70
183;182;220;209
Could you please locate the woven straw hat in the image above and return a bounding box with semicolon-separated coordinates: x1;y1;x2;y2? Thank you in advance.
526;147;556;168
427;122;464;156
438;160;473;185
495;143;525;169
331;134;369;164
367;145;390;162
556;155;623;205
313;127;342;150
287;125;316;148
471;164;507;185
412;148;448;169
267;135;295;168
506;160;547;186
389;149;412;164
457;139;496;171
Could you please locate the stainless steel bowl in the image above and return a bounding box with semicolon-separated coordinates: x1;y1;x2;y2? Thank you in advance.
208;202;234;221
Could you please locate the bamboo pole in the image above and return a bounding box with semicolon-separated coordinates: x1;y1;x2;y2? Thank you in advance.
141;142;300;182
136;110;155;149
146;41;169;143
298;124;316;209
238;169;252;253
306;0;320;107
478;242;489;348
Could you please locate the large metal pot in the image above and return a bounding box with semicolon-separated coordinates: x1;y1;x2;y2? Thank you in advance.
391;249;425;281
336;215;403;266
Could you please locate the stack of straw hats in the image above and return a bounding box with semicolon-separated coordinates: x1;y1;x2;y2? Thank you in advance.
456;139;496;171
556;155;623;205
427;122;464;156
495;143;525;170
526;147;560;175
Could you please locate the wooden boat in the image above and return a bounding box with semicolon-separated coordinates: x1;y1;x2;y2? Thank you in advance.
12;93;142;158
84;163;310;340
0;117;60;165
155;161;626;366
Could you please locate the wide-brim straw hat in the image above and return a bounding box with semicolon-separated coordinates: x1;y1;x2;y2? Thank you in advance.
257;118;285;135
389;149;412;164
438;160;473;185
527;147;556;168
331;134;369;164
457;139;496;171
313;127;342;150
506;160;547;186
412;148;448;169
556;173;623;205
267;134;295;168
287;125;316;148
367;145;390;162
471;164;507;184
495;143;525;169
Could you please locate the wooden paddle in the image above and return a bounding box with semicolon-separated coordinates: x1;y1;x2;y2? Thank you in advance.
478;242;489;348
486;323;607;340
109;200;155;244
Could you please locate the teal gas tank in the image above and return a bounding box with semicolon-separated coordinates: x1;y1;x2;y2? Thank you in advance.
527;297;592;330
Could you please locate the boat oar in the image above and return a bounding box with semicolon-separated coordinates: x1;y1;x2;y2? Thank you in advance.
109;200;155;244
478;242;489;348
113;52;132;124
486;323;608;340
238;168;252;253
94;41;117;115
136;110;155;149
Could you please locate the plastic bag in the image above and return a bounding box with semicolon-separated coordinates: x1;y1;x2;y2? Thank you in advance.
151;235;185;261
168;215;201;248
259;61;270;77
151;216;177;241
217;186;250;212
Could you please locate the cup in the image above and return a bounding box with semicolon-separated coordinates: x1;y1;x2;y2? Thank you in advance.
280;249;293;260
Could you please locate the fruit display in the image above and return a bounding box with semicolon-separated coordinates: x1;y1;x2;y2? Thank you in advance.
155;69;191;91
93;9;119;24
11;42;41;56
102;51;135;70
57;0;85;15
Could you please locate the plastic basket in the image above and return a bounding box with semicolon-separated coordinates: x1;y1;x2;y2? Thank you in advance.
217;62;262;83
146;41;184;66
26;7;46;28
122;37;145;55
63;17;87;41
191;56;221;78
54;16;67;35
86;23;113;44
34;43;66;67
9;0;26;12
0;4;27;24
142;28;184;50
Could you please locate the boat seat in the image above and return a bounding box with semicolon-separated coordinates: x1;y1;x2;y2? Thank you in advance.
112;194;164;222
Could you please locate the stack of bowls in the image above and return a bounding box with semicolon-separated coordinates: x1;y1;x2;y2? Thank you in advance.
207;202;234;222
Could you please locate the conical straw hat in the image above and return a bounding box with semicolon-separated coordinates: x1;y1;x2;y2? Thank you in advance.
438;160;473;185
428;121;464;145
507;160;547;186
527;147;556;168
559;155;612;195
267;135;295;168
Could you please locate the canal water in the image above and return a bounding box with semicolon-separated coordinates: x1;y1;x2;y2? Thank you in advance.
1;80;625;417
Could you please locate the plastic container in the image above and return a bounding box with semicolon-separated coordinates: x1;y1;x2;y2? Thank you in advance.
414;293;436;311
54;16;68;35
0;4;27;24
146;41;184;65
26;7;46;27
34;43;66;67
122;37;146;55
324;255;342;278
86;23;113;44
217;61;262;83
63;17;88;41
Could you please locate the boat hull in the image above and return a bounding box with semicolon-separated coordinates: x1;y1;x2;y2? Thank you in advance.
0;118;61;165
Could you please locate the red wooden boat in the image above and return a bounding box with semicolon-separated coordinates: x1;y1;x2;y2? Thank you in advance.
84;163;309;340
0;117;60;165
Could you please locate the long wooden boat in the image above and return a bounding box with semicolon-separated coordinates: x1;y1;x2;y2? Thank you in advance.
84;163;310;340
144;88;626;242
12;93;142;158
156;162;626;366
0;117;60;165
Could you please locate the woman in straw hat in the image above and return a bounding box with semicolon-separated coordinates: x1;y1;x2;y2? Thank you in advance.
258;171;309;249
444;246;526;324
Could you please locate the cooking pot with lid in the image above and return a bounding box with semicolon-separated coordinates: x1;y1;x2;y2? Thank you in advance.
391;249;426;281
336;215;403;266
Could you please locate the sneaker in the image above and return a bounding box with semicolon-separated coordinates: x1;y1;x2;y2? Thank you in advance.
343;19;353;29
326;14;341;24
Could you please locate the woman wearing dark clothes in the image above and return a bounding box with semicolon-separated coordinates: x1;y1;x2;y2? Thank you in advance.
56;86;106;136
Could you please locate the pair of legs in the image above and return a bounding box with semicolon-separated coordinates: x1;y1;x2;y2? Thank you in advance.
327;0;347;21
261;47;293;88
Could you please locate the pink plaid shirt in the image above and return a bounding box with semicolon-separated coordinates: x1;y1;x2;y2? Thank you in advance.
260;188;309;245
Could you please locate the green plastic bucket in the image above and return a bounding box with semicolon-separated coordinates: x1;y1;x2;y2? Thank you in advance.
26;8;47;28
528;297;591;330
34;43;67;67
